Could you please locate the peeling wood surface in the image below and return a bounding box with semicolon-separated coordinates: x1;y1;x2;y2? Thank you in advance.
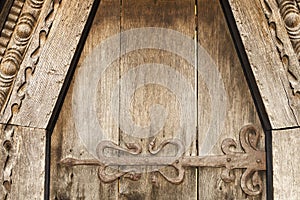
228;0;300;129
0;125;46;200
272;128;300;200
0;0;95;129
197;1;265;199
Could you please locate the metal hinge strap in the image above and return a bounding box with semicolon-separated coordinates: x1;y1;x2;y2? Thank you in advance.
60;124;266;196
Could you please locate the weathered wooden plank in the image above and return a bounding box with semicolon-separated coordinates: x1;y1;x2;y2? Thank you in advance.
0;0;280;199
50;0;120;199
119;0;197;199
0;125;46;200
272;128;300;200
227;0;300;129
0;0;96;129
197;0;266;199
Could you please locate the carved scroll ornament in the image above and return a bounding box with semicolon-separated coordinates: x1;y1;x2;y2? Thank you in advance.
60;124;266;196
278;0;300;59
0;0;62;123
0;0;45;111
261;0;300;94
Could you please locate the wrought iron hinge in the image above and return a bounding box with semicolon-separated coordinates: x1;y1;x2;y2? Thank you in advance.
60;124;266;196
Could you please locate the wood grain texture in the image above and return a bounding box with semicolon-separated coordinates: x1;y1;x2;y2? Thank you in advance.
50;0;120;199
272;128;300;200
0;125;46;200
0;0;277;199
52;0;199;199
197;0;266;199
227;0;300;129
51;0;268;199
0;0;45;111
0;0;95;129
119;0;197;199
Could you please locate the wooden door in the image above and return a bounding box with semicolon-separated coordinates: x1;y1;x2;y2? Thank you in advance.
50;0;266;199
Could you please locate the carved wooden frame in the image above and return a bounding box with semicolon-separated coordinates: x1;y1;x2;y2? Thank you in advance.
0;0;299;199
0;0;97;199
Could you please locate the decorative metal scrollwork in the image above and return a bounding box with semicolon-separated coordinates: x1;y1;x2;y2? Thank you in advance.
60;124;266;196
220;125;265;196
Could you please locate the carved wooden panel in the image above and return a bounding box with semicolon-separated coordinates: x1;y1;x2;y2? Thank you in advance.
0;0;96;129
260;0;300;126
228;0;300;129
0;0;98;199
50;0;266;199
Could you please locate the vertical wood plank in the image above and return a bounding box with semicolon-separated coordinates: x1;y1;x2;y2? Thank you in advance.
272;129;300;200
0;125;46;200
50;1;120;199
119;0;197;199
197;0;266;199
